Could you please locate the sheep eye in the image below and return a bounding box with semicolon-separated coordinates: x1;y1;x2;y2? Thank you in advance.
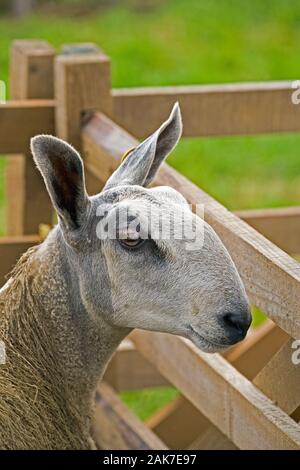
119;238;145;250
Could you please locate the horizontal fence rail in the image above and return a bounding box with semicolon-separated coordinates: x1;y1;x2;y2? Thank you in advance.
0;100;55;154
113;81;300;138
1;79;300;155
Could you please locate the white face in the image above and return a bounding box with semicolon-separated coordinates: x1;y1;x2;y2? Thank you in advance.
31;103;251;354
98;185;251;353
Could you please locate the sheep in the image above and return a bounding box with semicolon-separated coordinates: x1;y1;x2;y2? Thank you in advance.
0;104;250;449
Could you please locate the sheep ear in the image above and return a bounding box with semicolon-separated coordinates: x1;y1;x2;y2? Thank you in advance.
31;135;89;230
104;102;182;190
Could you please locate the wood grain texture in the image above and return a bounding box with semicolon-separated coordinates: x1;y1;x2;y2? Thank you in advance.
55;44;112;152
236;207;300;255
254;338;300;415
55;43;113;196
10;40;54;100
107;325;287;448
112;81;300;138
188;426;237;450
82;112;300;339
0;101;54;154
104;338;169;391
225;320;289;380
7;40;55;235
130;330;300;450
82;112;137;184
146;396;212;450
91;382;167;450
148;321;288;449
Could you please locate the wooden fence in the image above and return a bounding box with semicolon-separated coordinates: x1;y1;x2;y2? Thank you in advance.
1;39;300;449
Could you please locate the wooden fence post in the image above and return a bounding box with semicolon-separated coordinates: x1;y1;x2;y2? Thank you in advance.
55;43;112;194
6;40;54;235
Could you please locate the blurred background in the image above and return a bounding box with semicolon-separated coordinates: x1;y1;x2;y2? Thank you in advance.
1;0;299;419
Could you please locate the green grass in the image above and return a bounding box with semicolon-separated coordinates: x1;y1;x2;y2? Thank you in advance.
1;0;300;222
120;387;179;422
1;0;300;419
170;133;300;210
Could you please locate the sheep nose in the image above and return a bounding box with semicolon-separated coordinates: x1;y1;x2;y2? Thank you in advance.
221;308;252;343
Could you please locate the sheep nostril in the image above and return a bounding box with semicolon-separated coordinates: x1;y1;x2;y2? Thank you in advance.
222;310;251;340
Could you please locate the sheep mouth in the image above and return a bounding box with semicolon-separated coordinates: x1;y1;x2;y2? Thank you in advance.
187;325;231;353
